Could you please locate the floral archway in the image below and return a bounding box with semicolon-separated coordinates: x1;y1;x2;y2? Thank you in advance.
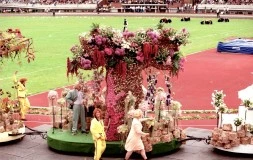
67;23;189;141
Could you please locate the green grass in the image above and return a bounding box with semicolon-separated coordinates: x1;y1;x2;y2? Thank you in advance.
0;16;253;95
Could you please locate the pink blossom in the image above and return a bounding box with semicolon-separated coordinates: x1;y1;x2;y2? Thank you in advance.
152;38;158;44
136;55;144;62
115;48;125;56
165;56;171;65
102;37;107;43
80;57;91;69
104;48;113;56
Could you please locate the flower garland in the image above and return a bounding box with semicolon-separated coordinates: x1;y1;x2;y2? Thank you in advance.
165;74;171;107
145;73;157;110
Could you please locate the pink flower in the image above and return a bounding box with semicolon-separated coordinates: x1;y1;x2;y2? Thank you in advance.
136;51;144;62
136;55;144;62
80;57;91;69
165;57;171;65
115;48;125;56
104;48;113;56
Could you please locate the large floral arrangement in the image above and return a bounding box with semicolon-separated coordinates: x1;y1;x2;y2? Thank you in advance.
67;24;189;141
0;28;35;66
67;23;189;76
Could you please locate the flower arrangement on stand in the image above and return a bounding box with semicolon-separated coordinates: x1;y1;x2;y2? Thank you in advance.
211;90;228;128
170;100;182;127
234;117;243;132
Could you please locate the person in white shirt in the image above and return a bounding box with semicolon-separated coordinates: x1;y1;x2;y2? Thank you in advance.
65;84;88;135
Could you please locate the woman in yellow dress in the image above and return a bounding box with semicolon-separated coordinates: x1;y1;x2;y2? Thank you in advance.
90;108;106;160
13;72;30;120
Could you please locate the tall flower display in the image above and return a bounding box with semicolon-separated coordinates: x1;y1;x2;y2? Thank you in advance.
67;24;189;141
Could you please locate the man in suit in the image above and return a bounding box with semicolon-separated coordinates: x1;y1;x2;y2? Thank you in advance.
65;84;88;135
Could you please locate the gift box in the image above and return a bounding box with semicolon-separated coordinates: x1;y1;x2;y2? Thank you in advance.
237;130;246;138
224;143;232;149
151;137;161;144
5;124;12;132
62;124;69;130
168;120;175;132
0;126;5;133
173;129;181;139
161;134;171;142
219;131;229;143
152;130;162;137
223;124;232;131
180;130;187;140
231;138;240;147
210;139;216;146
144;143;153;152
212;130;220;141
215;141;224;147
0;121;4;128
240;137;250;145
53;121;60;128
228;132;237;140
250;137;253;145
162;130;168;135
18;121;24;128
12;129;19;134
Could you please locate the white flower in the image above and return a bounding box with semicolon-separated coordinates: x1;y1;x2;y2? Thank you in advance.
121;39;131;49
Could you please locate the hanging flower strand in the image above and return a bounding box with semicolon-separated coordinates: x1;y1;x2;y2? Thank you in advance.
165;74;171;107
145;73;157;110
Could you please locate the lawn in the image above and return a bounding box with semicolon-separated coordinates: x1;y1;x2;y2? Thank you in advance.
0;16;252;95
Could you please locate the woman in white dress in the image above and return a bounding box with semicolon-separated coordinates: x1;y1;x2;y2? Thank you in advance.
124;109;149;160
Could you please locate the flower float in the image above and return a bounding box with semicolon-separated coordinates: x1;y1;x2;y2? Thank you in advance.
67;23;189;141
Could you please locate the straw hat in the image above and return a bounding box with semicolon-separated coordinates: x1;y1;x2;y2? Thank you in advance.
19;78;27;83
133;109;143;118
156;87;164;92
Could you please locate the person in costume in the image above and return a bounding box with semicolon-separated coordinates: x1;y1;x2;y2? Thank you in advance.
13;72;30;120
125;109;149;160
90;108;106;160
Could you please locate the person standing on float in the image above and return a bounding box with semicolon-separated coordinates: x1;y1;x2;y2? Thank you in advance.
65;84;88;135
13;71;30;120
90;108;106;160
125;109;149;160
